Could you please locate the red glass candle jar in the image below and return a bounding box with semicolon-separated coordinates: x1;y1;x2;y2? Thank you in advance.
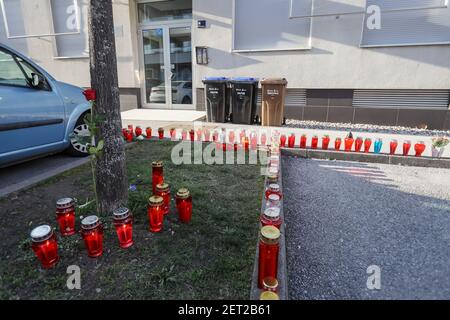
258;225;280;288
126;130;133;142
262;276;279;293
280;135;287;147
390;139;398;155
228;131;235;144
196;129;202;141
240;130;246;143
176;188;193;223
354;137;363;152
212;130;219;142
170;128;176;140
181;129;188;140
31;225;59;269
403;140;411;156
152;160;164;194
56;197;76;236
300;135;307;148
335;138;342;150
204;129;211;142
146;127;152;139
147;196;164;232
121;128;128;139
364;138;372;153
156;182;171;215
414;141;426;157
127;124;134;135
81;215;104;258
260;207;281;229
322;135;330;150
243;136;249;151
250;132;258;150
135;126;142;137
158;127;164;139
311;136;318;149
261;133;267;146
113;207;133;249
265;183;282;200
344;137;354;152
189;129;195;141
288;134;295;148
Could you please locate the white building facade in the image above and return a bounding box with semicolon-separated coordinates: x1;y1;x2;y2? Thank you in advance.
1;0;449;129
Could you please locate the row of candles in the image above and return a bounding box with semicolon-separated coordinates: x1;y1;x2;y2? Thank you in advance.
123;125;427;157
257;137;284;300
30;161;193;269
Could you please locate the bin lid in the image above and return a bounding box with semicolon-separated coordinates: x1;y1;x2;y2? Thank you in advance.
202;76;229;82
230;77;259;83
260;78;288;85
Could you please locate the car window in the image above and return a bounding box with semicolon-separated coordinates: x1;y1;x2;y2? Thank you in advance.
17;57;51;91
0;50;28;87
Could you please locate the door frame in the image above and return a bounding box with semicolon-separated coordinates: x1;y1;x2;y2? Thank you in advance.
138;19;194;110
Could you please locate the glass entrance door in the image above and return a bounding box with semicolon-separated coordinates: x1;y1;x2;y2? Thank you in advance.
141;25;192;109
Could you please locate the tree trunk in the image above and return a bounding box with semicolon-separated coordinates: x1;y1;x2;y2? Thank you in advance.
88;0;128;214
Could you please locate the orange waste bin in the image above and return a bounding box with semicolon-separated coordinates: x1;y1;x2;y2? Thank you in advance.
260;78;288;127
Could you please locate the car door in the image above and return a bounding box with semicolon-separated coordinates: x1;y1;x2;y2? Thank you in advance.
0;47;65;155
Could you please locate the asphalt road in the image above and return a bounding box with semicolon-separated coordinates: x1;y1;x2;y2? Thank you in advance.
282;157;450;300
0;153;89;198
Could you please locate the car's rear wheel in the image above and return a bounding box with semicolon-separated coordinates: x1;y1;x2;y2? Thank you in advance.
67;113;90;157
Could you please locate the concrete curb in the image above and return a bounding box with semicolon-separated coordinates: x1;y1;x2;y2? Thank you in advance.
281;148;450;169
250;150;289;300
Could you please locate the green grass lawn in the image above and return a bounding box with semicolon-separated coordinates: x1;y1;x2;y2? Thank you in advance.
0;141;264;299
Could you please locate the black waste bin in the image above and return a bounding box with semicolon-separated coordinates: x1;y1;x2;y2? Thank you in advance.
229;77;259;125
202;77;230;123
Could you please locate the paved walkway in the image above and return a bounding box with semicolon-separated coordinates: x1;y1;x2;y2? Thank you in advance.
282;156;450;299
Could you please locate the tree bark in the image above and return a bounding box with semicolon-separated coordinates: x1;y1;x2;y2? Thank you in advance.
88;0;128;214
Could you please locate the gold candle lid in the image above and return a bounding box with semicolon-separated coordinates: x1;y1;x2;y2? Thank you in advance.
260;225;280;245
176;188;190;199
260;291;280;300
262;277;279;290
148;195;164;205
152;160;163;167
156;183;170;192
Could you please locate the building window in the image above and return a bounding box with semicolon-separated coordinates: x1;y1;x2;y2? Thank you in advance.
361;0;450;47
51;0;88;58
138;0;192;24
233;0;312;52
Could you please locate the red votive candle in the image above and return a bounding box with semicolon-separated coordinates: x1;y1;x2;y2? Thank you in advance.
262;276;279;293
390;139;398;155
344;137;354;152
414;141;426;157
229;131;235;144
265;183;282;200
170;128;176;140
190;129;195;141
176;188;193;223
156;183;171;215
280;135;287;147
126;130;133;142
181;129;188;140
212;130;219;142
148;196;164;232
403;140;411;156
31;225;59;269
322;135;330;150
300;135;307;148
288;134;295;148
127;124;134;135
146;127;152;139
250;132;258;150
258;226;280;288
204;129;211;142
266;194;281;209
152;160;164;194
243;136;249;151
113;207;133;249
355;137;363;152
311;136;318;149
56;197;76;236
335;138;342;150
261;133;267;146
121;128;128;139
135;126;142;137
364;138;372;153
196;129;202;141
81;215;104;258
260;207;281;230
158;128;164;139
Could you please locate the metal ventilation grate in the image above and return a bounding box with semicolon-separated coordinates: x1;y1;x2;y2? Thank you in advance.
353;90;450;109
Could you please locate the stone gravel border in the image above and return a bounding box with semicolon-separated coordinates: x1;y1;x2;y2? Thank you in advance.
250;150;288;300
